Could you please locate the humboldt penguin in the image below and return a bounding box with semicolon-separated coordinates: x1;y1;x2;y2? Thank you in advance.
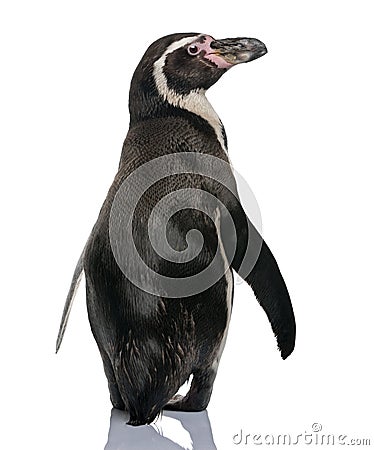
56;33;296;426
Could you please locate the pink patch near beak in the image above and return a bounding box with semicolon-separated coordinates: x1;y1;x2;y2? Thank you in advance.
197;36;233;69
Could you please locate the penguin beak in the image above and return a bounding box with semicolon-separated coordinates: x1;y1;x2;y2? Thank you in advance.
208;37;267;67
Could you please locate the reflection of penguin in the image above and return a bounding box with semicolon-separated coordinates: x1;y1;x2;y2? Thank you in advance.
56;33;296;426
104;408;217;450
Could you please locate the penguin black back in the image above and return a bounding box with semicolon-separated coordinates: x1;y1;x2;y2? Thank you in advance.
56;33;295;426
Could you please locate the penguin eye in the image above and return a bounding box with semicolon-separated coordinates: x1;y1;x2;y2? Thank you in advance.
187;44;200;56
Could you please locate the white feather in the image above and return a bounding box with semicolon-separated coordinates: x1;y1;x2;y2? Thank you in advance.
153;35;228;153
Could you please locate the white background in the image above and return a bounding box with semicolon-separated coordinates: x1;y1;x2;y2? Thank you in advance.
1;1;373;449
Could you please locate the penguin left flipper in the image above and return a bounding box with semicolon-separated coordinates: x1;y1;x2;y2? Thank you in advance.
55;246;86;353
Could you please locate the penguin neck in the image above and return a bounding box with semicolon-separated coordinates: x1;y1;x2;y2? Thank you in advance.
129;74;227;153
156;85;228;153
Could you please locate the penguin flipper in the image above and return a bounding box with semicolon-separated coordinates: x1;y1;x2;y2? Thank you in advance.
55;247;85;353
228;205;296;359
244;236;296;359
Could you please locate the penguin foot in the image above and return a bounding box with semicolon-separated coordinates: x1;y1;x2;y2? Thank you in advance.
163;394;185;409
164;367;216;411
163;394;206;412
127;418;147;426
127;411;159;426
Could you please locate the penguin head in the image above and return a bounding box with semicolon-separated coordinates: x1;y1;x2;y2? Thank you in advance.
129;33;267;123
155;33;267;94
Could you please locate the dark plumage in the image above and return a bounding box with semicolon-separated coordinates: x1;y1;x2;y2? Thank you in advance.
56;33;296;426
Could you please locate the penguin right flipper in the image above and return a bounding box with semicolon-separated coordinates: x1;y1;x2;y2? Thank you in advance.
227;203;296;359
244;235;296;359
55;246;85;353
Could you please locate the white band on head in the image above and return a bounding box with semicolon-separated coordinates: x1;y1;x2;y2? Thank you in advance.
153;35;228;153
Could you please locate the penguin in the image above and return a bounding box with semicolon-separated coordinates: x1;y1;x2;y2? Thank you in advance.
56;33;296;426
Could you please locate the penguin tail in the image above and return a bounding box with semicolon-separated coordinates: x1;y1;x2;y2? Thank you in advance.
246;239;296;359
55;247;85;353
